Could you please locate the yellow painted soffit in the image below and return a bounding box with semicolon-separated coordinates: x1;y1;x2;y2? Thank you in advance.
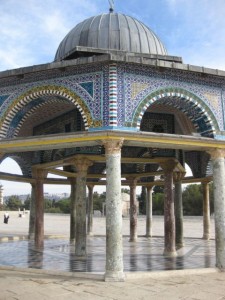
0;132;224;152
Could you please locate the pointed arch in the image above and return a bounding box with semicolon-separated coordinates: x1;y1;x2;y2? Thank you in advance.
0;85;102;138
132;87;219;137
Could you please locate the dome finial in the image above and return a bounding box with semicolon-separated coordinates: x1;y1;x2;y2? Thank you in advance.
108;0;114;13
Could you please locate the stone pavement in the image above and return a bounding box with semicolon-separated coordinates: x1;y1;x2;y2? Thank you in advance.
0;212;224;299
0;267;225;300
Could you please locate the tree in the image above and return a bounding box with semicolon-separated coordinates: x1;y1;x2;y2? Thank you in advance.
5;195;22;210
138;186;146;214
153;192;164;215
153;185;164;194
44;198;53;210
55;198;70;213
182;184;214;216
93;191;105;213
24;195;31;210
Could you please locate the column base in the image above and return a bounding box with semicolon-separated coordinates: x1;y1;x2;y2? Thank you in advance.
216;259;225;271
145;234;152;238
70;238;75;245
74;255;87;261
202;234;210;240
87;232;94;236
28;233;35;240
163;250;177;257
75;246;86;257
104;270;125;282
176;242;184;250
129;237;137;242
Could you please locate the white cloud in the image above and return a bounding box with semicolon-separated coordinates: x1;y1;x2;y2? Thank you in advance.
0;0;101;70
1;0;225;194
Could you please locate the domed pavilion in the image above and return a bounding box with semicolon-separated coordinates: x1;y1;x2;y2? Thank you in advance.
0;4;225;281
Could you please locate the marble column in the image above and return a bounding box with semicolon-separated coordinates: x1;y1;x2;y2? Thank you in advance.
103;139;125;282
74;158;92;257
202;182;210;240
146;186;153;237
28;183;35;240
174;173;184;249
87;184;94;236
32;169;46;248
161;161;177;257
70;177;76;243
127;178;138;242
209;149;225;270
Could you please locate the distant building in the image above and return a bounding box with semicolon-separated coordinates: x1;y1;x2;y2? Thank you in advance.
121;193;139;217
0;185;3;205
102;193;139;217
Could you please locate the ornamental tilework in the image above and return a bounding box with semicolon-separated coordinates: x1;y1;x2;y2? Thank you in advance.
131;82;149;100
203;91;220;111
79;82;94;98
0;95;10;106
0;71;105;135
0;61;107;88
109;64;118;126
117;64;124;126
122;72;223;130
102;65;110;126
1;61;225;135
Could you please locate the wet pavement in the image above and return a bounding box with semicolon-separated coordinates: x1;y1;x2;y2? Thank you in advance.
0;236;215;274
0;213;224;300
0;213;216;274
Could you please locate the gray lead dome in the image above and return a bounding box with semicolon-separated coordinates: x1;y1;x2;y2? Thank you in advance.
54;12;167;61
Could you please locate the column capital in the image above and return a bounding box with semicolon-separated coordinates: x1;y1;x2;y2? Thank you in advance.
208;148;225;160
146;186;153;192
126;177;137;187
173;171;186;182
69;177;76;184
32;168;47;180
102;138;124;155
87;184;95;189
73;158;93;173
160;159;178;173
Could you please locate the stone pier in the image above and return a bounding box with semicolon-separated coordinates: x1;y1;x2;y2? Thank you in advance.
32;169;46;249
202;182;211;240
103;139;125;282
210;149;225;270
74;159;92;257
128;178;138;242
174;172;184;249
146;186;153;237
70;177;76;243
87;184;94;236
162;161;177;257
28;183;35;240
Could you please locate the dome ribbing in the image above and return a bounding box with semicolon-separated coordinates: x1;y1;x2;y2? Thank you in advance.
55;13;167;61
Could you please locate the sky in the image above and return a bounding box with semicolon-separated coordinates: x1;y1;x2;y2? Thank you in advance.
0;0;223;195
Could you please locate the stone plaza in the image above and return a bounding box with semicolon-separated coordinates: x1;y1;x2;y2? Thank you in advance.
1;213;225;300
1;2;225;283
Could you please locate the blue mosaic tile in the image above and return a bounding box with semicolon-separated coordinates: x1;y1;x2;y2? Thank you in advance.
79;81;94;98
0;61;225;138
0;94;10;106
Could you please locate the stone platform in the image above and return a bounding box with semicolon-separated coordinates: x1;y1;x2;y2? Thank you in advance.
0;213;223;300
0;213;216;275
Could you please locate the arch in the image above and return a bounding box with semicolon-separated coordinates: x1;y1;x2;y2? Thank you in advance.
0;155;31;177
0;85;101;139
132;87;219;138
